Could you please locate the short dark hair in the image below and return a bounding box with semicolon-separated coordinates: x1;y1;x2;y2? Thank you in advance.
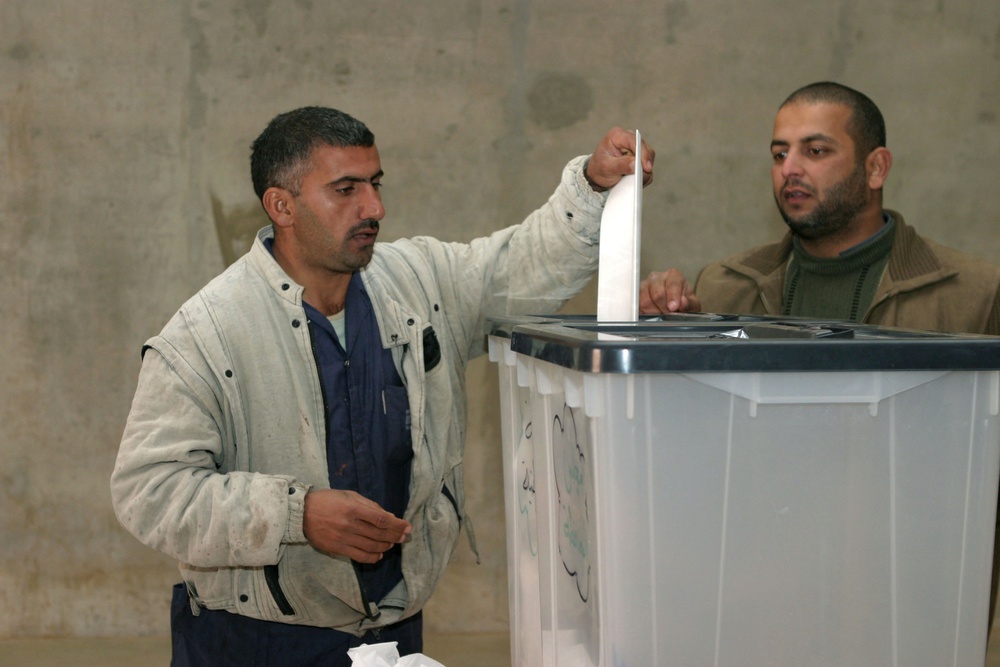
781;82;886;159
250;107;375;199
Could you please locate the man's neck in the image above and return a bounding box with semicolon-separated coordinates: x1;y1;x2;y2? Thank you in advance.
298;274;351;317
797;208;886;259
271;241;352;316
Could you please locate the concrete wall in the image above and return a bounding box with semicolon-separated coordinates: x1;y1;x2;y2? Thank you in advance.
2;0;998;638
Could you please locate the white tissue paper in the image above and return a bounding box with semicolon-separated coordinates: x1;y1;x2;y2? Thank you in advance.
596;129;643;323
347;642;447;667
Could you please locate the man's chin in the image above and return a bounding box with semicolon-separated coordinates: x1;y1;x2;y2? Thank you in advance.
781;212;824;239
776;195;812;222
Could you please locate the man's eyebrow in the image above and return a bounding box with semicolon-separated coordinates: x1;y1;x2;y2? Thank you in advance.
801;133;838;144
328;169;384;186
770;133;838;150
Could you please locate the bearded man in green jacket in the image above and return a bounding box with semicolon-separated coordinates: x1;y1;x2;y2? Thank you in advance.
639;81;1000;638
639;81;1000;335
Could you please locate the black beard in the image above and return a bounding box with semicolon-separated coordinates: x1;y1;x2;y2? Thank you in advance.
777;163;868;240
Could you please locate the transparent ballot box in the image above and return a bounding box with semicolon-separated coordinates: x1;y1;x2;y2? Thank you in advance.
487;315;1000;667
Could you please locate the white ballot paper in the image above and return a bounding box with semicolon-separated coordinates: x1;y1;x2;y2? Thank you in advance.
347;642;447;667
596;129;642;322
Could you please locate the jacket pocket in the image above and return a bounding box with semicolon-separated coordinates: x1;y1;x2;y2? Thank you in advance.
441;481;461;526
421;325;441;372
264;564;295;616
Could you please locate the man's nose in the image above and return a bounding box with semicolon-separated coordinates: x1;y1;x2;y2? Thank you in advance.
362;185;385;221
781;150;803;180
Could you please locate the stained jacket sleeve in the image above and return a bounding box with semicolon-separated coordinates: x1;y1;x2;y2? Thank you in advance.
380;155;608;361
456;155;609;355
111;342;309;568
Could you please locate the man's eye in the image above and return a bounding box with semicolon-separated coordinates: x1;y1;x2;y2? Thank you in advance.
809;147;827;156
372;182;383;191
772;151;786;162
336;186;355;195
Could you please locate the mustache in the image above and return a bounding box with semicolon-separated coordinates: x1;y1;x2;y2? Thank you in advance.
350;220;380;234
782;179;817;196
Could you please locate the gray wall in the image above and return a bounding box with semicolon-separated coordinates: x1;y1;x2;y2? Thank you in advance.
2;0;998;638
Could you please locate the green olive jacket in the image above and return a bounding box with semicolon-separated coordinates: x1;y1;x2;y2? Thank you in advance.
695;211;1000;335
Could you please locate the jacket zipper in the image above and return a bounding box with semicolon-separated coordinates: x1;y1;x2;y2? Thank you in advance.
353;562;381;621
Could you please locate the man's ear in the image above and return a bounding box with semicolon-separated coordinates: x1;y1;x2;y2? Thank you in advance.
866;147;893;190
262;187;294;228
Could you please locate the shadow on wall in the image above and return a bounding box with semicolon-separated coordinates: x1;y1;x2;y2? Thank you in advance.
211;194;270;267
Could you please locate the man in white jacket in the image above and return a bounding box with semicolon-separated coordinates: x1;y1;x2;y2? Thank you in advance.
111;106;653;666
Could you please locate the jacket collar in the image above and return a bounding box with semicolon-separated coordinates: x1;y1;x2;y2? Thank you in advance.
719;211;957;305
245;226;419;350
881;211;957;291
247;226;306;307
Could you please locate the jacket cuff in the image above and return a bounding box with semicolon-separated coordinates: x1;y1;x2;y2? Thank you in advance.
556;155;607;244
571;155;610;208
282;482;311;544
